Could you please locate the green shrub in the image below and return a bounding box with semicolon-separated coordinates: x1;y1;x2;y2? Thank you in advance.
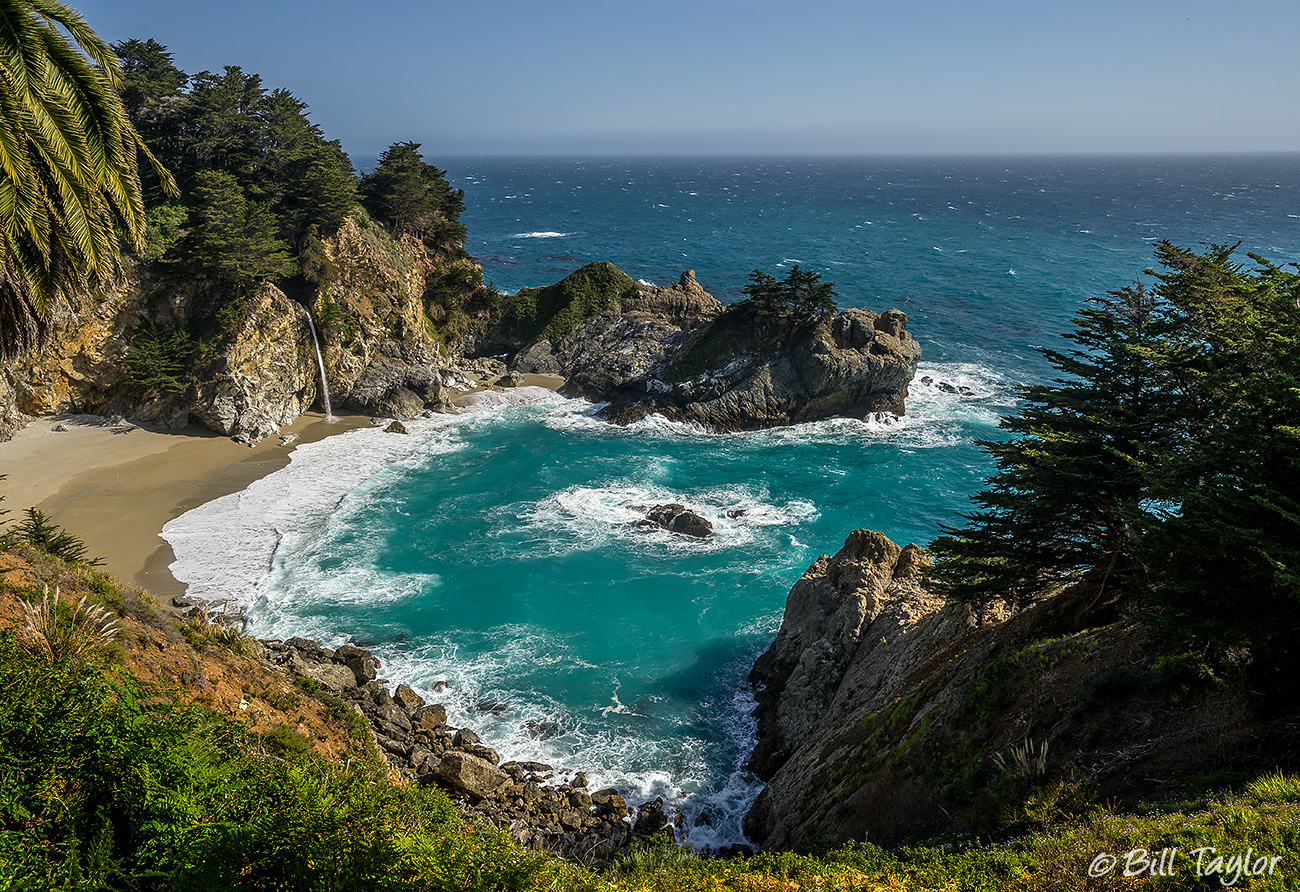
1248;772;1300;804
6;508;103;566
498;261;639;343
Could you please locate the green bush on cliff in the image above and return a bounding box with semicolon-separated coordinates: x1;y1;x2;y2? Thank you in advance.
499;261;641;344
0;630;547;891
121;323;197;396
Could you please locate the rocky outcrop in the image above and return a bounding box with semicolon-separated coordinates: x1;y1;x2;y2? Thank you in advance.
308;216;449;420
511;268;721;386
183;286;319;441
507;267;921;431
637;504;714;539
747;531;961;781
259;636;677;858
744;531;1300;851
0;213;467;443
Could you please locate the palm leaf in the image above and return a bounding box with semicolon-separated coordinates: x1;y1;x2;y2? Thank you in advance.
0;0;160;359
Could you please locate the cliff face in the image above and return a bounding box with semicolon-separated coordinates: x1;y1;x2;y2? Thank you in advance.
744;531;1300;850
509;267;922;431
0;213;462;442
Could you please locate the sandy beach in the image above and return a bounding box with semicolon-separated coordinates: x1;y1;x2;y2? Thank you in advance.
0;412;372;601
0;376;568;605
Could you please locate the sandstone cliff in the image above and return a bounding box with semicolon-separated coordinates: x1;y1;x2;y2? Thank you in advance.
0;213;471;442
507;265;921;431
744;531;1300;850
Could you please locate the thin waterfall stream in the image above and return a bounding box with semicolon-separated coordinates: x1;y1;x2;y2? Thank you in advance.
305;309;337;422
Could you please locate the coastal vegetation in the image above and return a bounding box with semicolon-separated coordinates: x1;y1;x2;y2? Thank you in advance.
931;242;1300;668
497;261;641;344
1;542;1298;889
737;265;839;320
0;1;169;361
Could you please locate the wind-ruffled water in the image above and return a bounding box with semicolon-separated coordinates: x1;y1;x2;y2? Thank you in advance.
165;155;1300;848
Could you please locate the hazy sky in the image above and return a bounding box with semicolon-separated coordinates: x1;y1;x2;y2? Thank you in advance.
77;0;1300;156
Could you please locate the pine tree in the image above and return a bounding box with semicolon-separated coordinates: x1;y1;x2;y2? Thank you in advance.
740;265;837;319
176;170;295;287
1135;243;1300;649
931;243;1300;661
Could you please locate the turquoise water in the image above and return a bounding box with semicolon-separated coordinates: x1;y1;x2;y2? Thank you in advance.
167;156;1300;847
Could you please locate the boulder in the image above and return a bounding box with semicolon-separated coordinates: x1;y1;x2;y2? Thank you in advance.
453;727;482;748
633;797;671;836
384;420;410;434
290;658;357;693
371;703;413;740
639;504;713;538
412;703;447;731
436;751;511;799
393;683;425;712
333;644;377;684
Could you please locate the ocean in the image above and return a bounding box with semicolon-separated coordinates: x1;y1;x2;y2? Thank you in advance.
163;155;1300;848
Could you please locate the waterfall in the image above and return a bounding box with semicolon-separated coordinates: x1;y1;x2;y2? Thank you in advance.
304;309;337;422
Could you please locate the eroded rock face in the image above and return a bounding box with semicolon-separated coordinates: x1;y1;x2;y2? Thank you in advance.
510;269;921;431
514;269;721;393
743;531;992;849
186;286;319;442
749;531;918;778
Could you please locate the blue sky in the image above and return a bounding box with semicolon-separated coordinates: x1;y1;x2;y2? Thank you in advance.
77;0;1300;156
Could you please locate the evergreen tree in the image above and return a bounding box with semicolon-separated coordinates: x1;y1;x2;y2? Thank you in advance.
930;283;1169;608
740;265;837;319
1136;243;1300;649
360;142;465;251
114;38;189;202
175;171;295;287
259;89;357;243
932;243;1300;660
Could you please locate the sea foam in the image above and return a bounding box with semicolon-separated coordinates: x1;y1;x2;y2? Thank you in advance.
162;387;565;612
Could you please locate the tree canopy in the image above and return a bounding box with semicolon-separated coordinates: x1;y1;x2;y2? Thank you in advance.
359;141;465;253
112;44;359;288
739;265;838;319
931;243;1300;660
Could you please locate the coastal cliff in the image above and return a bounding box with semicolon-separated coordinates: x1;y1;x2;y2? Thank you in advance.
502;264;922;431
0;213;476;442
744;531;1300;849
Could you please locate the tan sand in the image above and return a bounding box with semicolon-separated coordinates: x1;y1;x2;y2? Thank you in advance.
0;413;370;602
448;373;566;406
0;374;567;605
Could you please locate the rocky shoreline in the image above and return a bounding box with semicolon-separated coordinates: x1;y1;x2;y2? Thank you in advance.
252;634;703;858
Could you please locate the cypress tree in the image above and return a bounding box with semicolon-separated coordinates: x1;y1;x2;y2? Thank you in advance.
930;282;1171;608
